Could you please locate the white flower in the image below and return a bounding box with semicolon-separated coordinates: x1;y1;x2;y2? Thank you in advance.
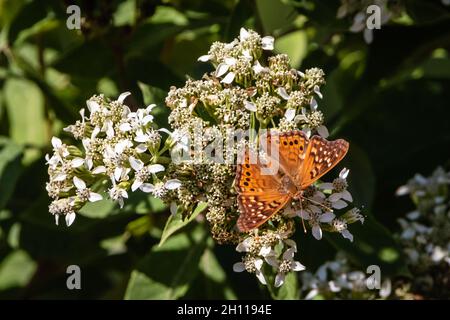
233;257;267;285
274;247;305;287
300;211;335;240
129;156;165;192
108;177;128;208
215;57;237;84
73;176;103;202
50;137;69;162
140;179;182;198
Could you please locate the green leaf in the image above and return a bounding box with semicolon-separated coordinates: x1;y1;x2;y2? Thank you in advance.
159;202;207;247
78;199;116;219
124;224;207;299
274;30;307;69
196;243;237;299
275;271;299;300
256;0;297;34
0;137;23;209
0;250;37;290
4;78;47;151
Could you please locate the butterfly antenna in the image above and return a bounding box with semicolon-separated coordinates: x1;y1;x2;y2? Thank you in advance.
299;199;307;233
300;195;333;212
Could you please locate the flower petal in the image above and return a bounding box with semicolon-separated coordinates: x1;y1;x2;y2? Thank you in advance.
148;164;165;174
259;246;272;257
332;199;348;210
341;229;354;242
51;137;62;148
129;157;143;172
140;183;154;193
117;92;131;104
73;176;86;190
71;157;85;168
341;190;353;202
277;87;290;100
131;179;143;192
254;258;263;270
165;179;182;190
284;239;297;251
215;63;230;77
233;262;245;272
319;212;335;223
65;212;76;227
197;54;211;62
274;273;285;287
88;192;103;202
339;168;349;179
244;100;257;112
319;182;334;190
221;72;235;84
240;27;250;40
261;36;274;50
317;125;329;138
119;123;132;132
313;85;323;99
135;144;147;153
283;247;295;260
255;271;267;285
92;166;106;174
284;109;296;121
291;261;306;272
312;225;323;240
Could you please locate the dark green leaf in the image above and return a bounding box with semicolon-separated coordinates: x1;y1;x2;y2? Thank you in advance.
159;202;207;247
124;224;207;299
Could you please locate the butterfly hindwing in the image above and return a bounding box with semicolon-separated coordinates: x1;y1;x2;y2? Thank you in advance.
237;193;290;232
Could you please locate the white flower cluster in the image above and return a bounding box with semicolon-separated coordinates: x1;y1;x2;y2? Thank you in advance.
337;0;402;43
396;167;450;296
300;253;391;299
46;28;364;288
46;92;180;226
297;166;450;299
233;230;305;287
284;168;364;242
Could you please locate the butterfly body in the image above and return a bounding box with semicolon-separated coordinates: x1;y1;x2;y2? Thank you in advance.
235;130;349;232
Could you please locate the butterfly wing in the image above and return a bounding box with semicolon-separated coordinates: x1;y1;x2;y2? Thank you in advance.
298;135;349;189
236;193;290;232
235;148;290;232
265;130;309;181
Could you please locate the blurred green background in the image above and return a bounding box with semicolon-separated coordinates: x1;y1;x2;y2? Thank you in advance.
0;0;449;299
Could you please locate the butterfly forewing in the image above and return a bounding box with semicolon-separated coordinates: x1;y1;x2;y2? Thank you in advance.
268;130;309;182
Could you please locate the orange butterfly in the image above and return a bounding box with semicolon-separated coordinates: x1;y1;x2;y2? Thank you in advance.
235;130;349;232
